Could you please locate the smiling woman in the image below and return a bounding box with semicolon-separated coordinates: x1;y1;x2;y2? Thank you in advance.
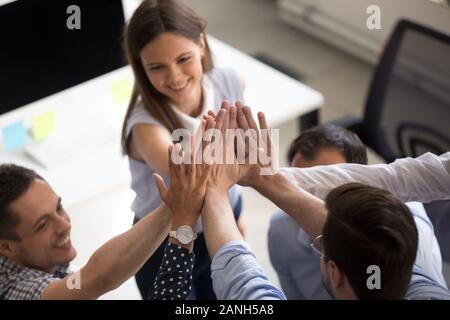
139;32;206;116
120;0;245;300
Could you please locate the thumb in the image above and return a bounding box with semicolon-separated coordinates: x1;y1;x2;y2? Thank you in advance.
153;173;168;200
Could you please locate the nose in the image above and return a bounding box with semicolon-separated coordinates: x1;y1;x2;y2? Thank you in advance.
166;64;183;84
55;214;71;235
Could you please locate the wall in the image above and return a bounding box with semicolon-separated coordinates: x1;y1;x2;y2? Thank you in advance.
278;0;450;64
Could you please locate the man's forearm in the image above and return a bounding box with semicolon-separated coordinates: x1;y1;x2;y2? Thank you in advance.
82;205;172;294
202;189;243;258
281;152;450;203
250;173;327;239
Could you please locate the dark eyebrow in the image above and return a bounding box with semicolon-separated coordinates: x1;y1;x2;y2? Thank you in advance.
32;197;62;230
145;51;192;68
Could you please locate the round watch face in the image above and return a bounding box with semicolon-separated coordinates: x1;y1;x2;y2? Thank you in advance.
176;225;195;245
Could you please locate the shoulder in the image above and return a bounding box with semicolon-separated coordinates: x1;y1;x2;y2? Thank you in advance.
407;266;450;300
125;100;163;138
1;268;61;300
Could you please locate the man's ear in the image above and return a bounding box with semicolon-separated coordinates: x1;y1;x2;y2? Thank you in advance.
0;240;17;258
328;260;345;289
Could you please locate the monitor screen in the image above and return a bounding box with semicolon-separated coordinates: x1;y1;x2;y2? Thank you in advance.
0;0;126;114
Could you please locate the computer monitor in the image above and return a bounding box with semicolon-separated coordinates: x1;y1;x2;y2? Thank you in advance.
0;0;126;114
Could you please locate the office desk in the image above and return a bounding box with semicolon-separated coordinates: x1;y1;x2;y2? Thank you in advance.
0;36;323;299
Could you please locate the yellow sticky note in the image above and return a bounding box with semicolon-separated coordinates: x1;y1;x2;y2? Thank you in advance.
111;78;133;104
32;111;56;142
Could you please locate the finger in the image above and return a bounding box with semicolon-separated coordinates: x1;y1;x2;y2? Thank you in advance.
236;103;249;131
167;145;177;182
194;119;206;166
229;106;237;130
153;173;168;200
207;110;216;119
172;143;184;178
243;106;258;130
198;161;212;188
203;116;216;164
214;108;226;132
189;134;196;185
258;112;272;157
257;111;269;130
215;109;227;163
221;101;231;133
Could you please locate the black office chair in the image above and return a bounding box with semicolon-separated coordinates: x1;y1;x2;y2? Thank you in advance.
334;19;450;269
336;19;450;162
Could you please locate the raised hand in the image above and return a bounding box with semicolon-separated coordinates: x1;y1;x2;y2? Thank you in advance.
154;138;211;227
202;101;241;193
234;101;276;187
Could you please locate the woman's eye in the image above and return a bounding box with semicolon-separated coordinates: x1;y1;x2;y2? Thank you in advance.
149;65;163;71
178;56;191;63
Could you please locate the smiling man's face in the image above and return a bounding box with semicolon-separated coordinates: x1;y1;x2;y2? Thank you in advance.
6;179;76;273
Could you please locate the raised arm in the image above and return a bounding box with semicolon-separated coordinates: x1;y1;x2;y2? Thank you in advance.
234;102;327;240
201;104;285;300
41;204;172;299
280;152;450;203
149;140;211;300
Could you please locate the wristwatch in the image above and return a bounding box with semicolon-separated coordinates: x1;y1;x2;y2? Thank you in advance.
169;225;198;245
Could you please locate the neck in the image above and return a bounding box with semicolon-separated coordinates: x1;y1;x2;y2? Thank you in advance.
177;84;203;117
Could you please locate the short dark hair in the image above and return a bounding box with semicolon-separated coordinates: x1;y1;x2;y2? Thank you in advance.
0;164;44;241
323;183;418;299
287;124;368;165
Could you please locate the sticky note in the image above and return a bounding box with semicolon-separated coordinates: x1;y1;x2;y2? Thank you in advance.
110;78;133;104
2;121;28;151
32;111;56;142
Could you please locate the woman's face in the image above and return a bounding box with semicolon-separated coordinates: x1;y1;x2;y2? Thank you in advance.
140;32;205;112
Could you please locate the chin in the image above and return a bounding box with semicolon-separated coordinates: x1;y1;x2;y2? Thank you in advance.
59;246;77;265
68;246;77;260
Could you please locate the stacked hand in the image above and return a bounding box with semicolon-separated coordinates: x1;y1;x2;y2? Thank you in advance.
154;138;211;228
156;100;275;223
204;100;275;187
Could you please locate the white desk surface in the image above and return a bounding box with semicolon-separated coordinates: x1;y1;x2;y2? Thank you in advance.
0;36;323;299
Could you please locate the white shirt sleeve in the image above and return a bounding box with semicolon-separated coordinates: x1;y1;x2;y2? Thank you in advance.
280;152;450;204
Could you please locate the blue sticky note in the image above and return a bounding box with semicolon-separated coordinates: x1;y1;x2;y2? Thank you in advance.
2;121;28;152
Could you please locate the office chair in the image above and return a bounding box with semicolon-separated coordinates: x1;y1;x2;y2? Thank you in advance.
335;19;450;162
334;19;450;271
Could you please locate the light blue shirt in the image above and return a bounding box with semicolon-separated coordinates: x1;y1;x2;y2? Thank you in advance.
211;240;286;300
212;240;450;300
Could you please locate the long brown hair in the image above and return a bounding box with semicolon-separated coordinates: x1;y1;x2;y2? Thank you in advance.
121;0;213;155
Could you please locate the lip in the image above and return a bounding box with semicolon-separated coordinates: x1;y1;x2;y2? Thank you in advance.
167;79;190;92
55;235;71;250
